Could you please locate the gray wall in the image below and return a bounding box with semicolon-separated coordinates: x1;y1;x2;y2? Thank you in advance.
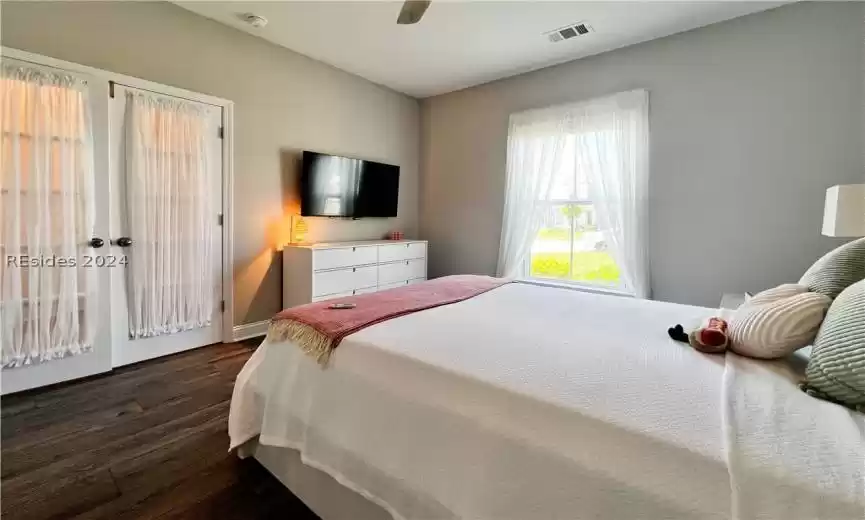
420;2;865;307
2;1;420;326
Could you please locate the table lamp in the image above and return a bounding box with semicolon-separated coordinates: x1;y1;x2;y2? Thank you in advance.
822;184;865;237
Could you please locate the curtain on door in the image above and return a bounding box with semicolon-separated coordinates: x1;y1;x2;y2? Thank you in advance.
1;63;97;367
125;92;214;339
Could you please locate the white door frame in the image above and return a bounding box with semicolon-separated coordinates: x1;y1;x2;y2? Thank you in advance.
1;47;236;371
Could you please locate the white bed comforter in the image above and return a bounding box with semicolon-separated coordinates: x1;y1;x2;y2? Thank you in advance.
229;282;865;520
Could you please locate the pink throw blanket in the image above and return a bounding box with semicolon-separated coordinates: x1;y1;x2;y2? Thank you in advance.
268;275;510;364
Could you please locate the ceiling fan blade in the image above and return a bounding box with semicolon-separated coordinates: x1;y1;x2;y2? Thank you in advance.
397;0;431;25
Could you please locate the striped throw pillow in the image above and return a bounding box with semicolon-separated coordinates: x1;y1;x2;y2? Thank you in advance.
802;279;865;410
799;237;865;299
729;284;832;359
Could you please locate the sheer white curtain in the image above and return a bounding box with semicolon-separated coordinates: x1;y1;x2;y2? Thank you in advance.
497;89;650;297
1;63;97;367
576;90;650;298
496;114;569;277
125;92;213;339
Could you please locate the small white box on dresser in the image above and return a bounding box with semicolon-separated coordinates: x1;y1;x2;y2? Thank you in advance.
282;240;428;308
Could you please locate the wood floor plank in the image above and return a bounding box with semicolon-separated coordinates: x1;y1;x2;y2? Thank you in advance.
0;341;318;520
1;466;121;520
0;396;36;418
2;399;145;478
73;458;244;520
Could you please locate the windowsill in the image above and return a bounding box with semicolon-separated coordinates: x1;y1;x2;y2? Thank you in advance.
518;278;634;298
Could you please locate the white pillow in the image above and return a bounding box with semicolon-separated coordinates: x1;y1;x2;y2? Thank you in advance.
728;284;831;359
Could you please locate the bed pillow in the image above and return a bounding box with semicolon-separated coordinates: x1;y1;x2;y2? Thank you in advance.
728;284;831;359
798;237;865;299
802;279;865;411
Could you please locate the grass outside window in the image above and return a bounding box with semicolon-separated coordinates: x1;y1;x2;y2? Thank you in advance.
529;251;620;284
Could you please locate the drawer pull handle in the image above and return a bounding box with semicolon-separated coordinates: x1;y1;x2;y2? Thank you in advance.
352;247;356;252
353;290;356;295
353;267;357;272
405;260;409;265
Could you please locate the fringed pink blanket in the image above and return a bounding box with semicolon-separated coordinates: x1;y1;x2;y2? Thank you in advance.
268;275;511;364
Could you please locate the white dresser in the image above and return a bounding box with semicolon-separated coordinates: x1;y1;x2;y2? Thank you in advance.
282;240;428;307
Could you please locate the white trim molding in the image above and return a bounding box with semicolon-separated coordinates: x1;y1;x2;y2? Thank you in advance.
233;320;270;343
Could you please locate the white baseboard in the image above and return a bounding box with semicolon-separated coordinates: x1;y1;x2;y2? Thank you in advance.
233;320;269;342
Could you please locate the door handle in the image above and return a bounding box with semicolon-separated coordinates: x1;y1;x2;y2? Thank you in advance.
88;237;105;249
113;237;133;247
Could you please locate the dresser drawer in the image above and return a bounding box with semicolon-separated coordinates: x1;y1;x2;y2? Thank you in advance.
379;280;409;292
379;277;426;292
311;291;352;303
378;259;425;285
378;242;426;263
311;285;377;302
313;265;378;297
313;246;378;271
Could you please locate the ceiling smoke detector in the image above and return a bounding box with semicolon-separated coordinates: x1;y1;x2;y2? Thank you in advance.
545;22;593;43
240;13;268;29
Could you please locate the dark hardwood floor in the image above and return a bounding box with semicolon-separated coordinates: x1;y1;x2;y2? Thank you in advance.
1;341;319;520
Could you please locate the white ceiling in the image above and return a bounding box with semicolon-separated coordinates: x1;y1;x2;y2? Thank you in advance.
177;1;784;98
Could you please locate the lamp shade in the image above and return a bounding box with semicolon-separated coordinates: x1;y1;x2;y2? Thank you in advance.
822;184;865;237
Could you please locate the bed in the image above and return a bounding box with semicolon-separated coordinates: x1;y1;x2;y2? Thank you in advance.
229;281;865;520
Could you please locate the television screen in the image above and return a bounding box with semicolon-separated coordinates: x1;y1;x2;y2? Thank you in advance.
300;151;399;218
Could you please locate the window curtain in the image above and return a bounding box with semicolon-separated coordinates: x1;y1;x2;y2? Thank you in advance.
575;90;650;298
125;92;213;339
497;89;650;297
1;64;97;367
496;114;569;277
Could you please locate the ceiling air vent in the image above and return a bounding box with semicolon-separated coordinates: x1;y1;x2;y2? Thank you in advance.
546;22;593;43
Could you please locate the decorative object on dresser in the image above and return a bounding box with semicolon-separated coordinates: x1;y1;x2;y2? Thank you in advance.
290;215;309;244
282;240;428;307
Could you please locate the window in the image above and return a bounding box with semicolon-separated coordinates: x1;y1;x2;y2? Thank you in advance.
527;135;622;290
497;90;650;298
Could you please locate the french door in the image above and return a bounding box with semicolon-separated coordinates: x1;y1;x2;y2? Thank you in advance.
1;59;113;394
1;51;226;393
108;84;223;367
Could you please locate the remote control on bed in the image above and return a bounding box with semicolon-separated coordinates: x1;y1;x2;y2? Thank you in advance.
328;303;356;309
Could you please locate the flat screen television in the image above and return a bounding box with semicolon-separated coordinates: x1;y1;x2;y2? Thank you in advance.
300;151;400;218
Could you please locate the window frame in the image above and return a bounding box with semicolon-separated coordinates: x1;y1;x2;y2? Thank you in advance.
521;157;628;294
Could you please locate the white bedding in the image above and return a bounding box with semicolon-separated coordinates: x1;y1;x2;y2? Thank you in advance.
229;282;865;520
